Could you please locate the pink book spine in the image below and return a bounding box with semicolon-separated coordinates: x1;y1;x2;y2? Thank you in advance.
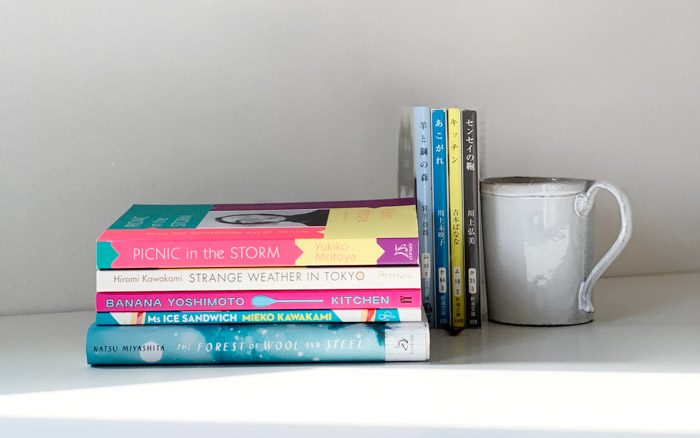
97;231;418;269
95;289;421;312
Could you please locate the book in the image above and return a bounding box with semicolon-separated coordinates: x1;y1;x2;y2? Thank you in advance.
412;107;436;327
397;107;436;327
96;266;420;292
96;308;423;325
86;321;430;364
447;108;465;330
431;109;451;328
96;289;421;312
97;199;419;269
462;109;481;328
397;108;415;198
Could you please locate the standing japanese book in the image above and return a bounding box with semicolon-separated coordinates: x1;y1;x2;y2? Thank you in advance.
397;109;415;199
413;107;436;327
402;106;435;327
431;108;450;329
447;108;465;331
462;109;482;328
397;108;435;327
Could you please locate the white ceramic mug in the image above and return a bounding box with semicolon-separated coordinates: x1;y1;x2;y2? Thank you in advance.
481;177;632;326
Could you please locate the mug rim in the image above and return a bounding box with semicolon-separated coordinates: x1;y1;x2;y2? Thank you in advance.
481;176;593;197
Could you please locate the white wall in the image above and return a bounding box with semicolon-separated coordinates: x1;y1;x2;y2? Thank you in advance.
2;0;699;315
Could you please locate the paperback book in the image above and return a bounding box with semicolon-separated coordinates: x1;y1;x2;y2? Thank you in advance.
86;321;430;365
431;109;451;328
462;109;482;328
96;289;421;312
96;308;423;325
97;199;419;269
397;106;435;326
447;108;465;330
96;266;420;292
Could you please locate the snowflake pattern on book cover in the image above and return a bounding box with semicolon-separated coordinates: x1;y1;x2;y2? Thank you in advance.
86;321;430;365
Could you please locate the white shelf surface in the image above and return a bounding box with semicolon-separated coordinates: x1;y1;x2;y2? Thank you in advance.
1;273;700;437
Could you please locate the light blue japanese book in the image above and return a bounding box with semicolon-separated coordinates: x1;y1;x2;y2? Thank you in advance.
431;108;451;328
398;107;436;327
86;321;430;365
412;107;435;327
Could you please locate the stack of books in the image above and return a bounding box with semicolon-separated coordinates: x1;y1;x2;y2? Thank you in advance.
398;107;482;331
86;199;430;365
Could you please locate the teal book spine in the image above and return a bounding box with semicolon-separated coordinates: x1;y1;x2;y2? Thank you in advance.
431;109;451;328
86;321;430;365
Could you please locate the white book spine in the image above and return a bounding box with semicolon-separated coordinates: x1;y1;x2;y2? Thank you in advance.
97;266;421;292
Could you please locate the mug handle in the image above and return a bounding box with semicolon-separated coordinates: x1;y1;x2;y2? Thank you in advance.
574;181;633;313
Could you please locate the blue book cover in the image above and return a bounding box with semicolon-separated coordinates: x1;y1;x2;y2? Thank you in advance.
86;321;430;365
411;107;435;327
431;109;451;328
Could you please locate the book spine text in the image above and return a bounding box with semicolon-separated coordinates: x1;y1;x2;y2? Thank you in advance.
97;266;420;292
97;237;419;269
95;289;422;312
95;308;423;325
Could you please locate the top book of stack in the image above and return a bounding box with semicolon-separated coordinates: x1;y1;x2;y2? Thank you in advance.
97;199;419;269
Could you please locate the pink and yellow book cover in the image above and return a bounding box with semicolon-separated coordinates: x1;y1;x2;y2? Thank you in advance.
97;199;419;269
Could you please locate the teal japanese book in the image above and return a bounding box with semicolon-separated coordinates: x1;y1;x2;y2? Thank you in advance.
431;109;450;328
86;321;430;365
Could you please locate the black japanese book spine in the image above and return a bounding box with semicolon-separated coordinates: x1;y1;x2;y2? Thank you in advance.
462;110;481;328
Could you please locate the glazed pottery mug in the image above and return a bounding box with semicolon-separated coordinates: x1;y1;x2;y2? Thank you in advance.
481;177;632;326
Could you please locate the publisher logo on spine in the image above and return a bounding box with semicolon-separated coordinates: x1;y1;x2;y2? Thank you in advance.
393;243;414;260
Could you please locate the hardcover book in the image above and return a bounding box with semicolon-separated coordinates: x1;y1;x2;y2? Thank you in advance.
96;308;423;325
86;321;430;365
97;199;419;269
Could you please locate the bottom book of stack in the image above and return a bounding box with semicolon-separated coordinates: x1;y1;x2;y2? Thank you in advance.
86;320;430;365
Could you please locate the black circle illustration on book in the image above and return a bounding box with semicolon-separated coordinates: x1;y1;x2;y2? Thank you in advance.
214;209;330;227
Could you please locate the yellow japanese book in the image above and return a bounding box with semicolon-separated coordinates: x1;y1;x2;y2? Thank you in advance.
447;108;465;329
